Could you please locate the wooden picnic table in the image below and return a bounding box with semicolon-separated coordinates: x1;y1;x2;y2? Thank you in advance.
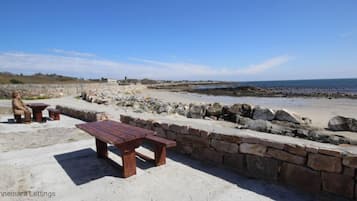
26;103;49;122
76;120;176;178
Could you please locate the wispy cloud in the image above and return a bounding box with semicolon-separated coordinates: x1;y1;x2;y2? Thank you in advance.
0;51;292;80
132;55;292;76
49;48;96;57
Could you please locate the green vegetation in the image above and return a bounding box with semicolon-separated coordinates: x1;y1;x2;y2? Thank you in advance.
9;79;24;84
23;95;51;100
0;72;99;84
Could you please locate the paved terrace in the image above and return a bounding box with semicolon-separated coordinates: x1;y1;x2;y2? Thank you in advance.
0;98;317;201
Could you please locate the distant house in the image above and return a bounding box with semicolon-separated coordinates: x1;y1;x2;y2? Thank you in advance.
101;78;118;84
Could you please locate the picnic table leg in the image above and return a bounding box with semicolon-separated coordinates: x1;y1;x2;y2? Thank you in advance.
154;144;166;166
95;138;108;158
122;149;136;178
33;110;43;122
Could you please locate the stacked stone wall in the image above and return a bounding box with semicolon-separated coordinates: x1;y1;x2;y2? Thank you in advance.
56;105;108;122
0;83;118;99
120;114;357;199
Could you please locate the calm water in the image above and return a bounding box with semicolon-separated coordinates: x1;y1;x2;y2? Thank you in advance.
196;78;357;94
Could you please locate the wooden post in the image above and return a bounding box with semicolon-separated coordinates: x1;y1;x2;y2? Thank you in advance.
33;110;43;122
95;138;108;158
122;149;137;178
154;144;166;166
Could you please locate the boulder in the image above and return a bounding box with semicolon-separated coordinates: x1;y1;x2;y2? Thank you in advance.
328;116;357;132
246;119;272;132
221;106;237;122
228;103;253;118
275;109;304;124
187;104;205;119
349;118;357;132
252;106;275;121
175;104;188;116
205;102;222;117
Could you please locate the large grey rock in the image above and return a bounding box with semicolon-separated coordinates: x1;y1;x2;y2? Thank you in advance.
187;104;205;119
228;103;253;118
246;119;272;132
328;116;357;132
205;102;222;117
349;118;357;132
237;116;272;133
252;106;275;121
175;104;188;116
275;109;304;124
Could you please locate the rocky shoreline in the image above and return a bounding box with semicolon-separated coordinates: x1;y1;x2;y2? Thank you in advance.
189;86;357;99
81;89;357;145
150;83;357;99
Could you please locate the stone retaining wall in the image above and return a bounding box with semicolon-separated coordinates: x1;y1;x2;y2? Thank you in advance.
0;83;118;99
120;114;357;200
56;105;108;122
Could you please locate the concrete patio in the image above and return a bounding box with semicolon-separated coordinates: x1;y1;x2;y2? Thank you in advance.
0;115;315;201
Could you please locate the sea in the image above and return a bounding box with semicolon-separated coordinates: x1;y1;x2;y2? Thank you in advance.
196;78;357;94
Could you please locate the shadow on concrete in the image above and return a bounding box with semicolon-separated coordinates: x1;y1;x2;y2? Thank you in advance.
53;146;326;201
54;148;122;185
0;118;17;124
0;117;54;124
54;147;157;185
107;145;156;170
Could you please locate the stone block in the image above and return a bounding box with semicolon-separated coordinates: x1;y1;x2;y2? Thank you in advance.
223;153;245;173
199;130;210;137
267;148;306;165
177;134;209;147
199;148;223;164
284;144;307;156
241;137;284;149
246;155;280;181
210;133;241;143
154;127;166;137
176;142;194;155
166;131;177;140
306;145;319;153
318;148;344;157
211;139;239;153
307;153;342;173
169;124;189;134
280;163;321;193
343;166;355;177
188;127;201;136
240;143;267;157
322;172;354;198
343;156;357;168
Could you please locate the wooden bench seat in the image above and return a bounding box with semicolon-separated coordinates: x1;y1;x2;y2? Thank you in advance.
48;108;60;120
136;135;176;166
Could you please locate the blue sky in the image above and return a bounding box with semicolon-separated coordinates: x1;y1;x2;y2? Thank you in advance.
0;0;356;81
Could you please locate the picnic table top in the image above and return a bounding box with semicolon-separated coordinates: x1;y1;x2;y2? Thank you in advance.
76;120;155;146
26;103;50;108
